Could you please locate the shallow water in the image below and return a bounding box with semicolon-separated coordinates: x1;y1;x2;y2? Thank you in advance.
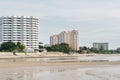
0;65;120;80
1;55;120;63
0;55;120;80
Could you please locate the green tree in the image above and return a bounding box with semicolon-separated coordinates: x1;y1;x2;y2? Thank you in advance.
45;43;71;53
17;42;25;52
90;47;99;53
59;43;70;53
39;42;45;52
83;46;87;50
0;41;17;52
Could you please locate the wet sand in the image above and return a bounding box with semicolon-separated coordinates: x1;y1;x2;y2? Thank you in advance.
0;53;120;80
0;58;120;68
0;53;120;68
0;61;120;80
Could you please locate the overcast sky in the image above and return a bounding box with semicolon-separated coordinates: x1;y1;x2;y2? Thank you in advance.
0;0;120;49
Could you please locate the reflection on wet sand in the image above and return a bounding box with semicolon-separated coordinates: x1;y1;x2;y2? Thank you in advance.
0;55;120;80
0;65;120;80
1;55;120;63
0;66;77;80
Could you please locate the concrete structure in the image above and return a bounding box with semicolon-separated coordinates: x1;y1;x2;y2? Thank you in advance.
50;34;59;46
50;30;79;50
59;31;68;44
117;48;120;53
93;43;109;50
71;30;79;50
0;16;39;50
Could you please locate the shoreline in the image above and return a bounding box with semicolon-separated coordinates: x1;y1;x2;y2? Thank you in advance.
0;59;120;68
0;52;120;68
0;62;120;80
0;52;120;58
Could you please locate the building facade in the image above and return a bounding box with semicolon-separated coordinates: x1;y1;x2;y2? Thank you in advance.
0;16;39;50
59;31;70;44
71;30;79;50
50;30;79;50
93;43;109;50
50;34;59;46
117;48;120;53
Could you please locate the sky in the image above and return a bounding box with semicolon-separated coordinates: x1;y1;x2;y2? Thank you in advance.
0;0;120;49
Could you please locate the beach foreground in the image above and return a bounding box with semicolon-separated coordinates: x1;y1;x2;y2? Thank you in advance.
0;53;120;80
0;61;120;80
0;53;120;68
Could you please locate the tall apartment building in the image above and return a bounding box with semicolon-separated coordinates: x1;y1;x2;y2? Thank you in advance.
0;16;39;50
50;34;59;46
59;31;69;44
71;30;79;50
93;43;109;50
50;30;79;50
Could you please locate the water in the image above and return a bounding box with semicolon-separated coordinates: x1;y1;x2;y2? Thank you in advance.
0;57;78;63
1;55;120;63
0;65;120;80
0;55;120;80
78;55;120;62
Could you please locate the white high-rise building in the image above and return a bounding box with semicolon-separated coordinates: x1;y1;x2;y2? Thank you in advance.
0;16;39;50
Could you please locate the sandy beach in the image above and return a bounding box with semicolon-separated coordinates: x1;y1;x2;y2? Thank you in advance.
0;52;120;80
0;52;120;68
1;63;120;80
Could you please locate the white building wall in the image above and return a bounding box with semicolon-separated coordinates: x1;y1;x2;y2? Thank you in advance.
0;16;39;50
93;43;109;50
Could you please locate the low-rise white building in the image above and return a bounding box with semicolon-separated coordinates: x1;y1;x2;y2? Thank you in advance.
93;43;109;50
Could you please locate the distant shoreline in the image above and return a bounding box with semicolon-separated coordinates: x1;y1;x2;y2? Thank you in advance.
0;59;120;68
0;52;120;68
0;52;120;59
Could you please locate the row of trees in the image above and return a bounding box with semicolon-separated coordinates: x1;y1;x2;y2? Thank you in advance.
1;41;118;54
40;43;118;54
0;41;25;52
44;43;73;53
77;46;117;54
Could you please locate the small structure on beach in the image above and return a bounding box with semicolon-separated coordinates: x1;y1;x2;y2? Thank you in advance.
24;48;34;53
